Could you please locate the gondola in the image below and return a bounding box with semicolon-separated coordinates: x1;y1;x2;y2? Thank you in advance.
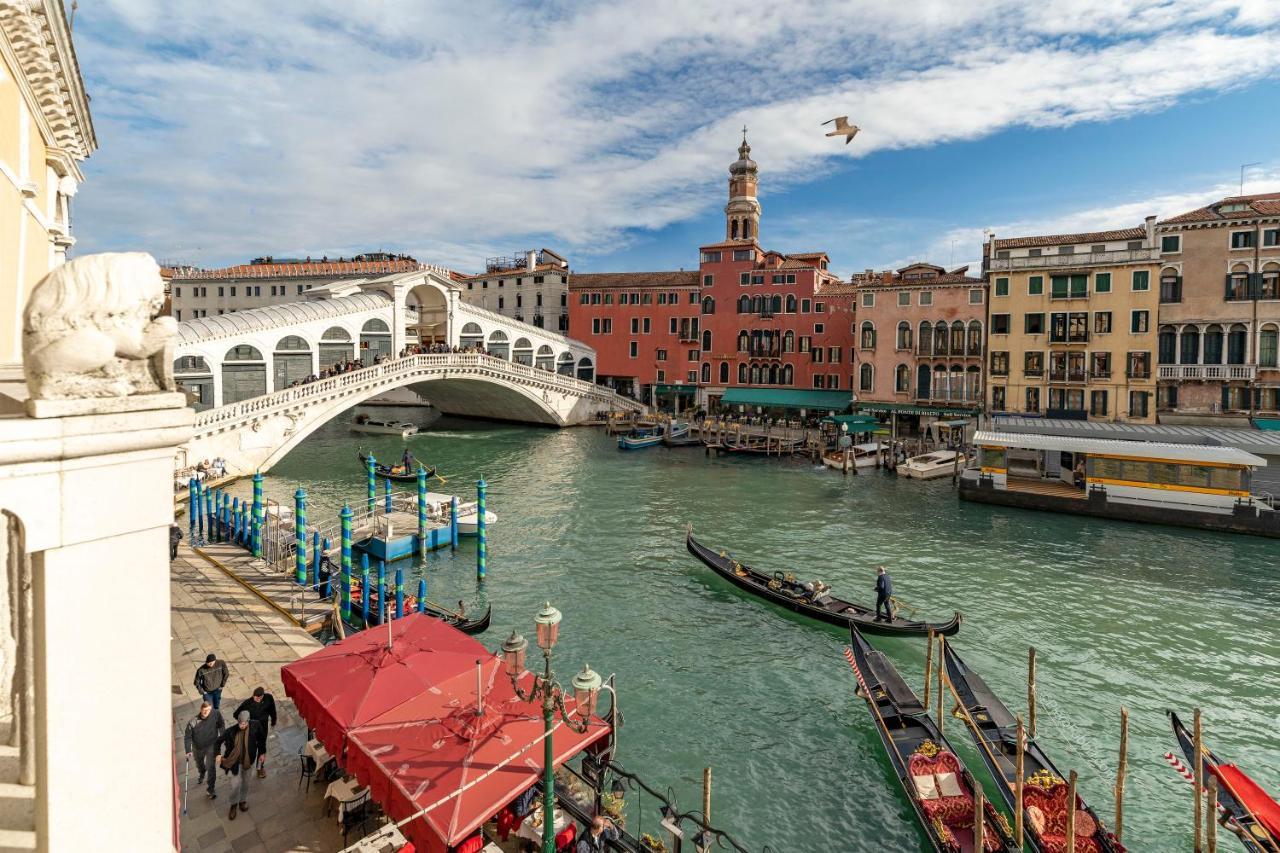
844;625;1017;852
945;644;1123;852
1169;711;1280;852
357;451;437;484
344;588;492;636
685;531;960;637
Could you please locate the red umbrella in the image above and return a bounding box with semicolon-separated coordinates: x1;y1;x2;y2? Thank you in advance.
345;658;611;853
281;613;490;756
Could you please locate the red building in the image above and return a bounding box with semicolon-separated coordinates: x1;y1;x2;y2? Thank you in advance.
569;135;855;414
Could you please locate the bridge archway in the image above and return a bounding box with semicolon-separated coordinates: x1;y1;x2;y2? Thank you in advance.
460;322;484;349
223;345;266;404
360;318;392;365
535;345;554;371
576;356;594;381
513;337;534;365
487;330;510;360
174;355;214;411
274;335;313;389
319;326;354;367
557;352;574;375
407;282;449;345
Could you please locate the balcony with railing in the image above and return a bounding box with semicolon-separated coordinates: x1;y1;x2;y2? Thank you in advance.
987;247;1160;271
1157;364;1258;380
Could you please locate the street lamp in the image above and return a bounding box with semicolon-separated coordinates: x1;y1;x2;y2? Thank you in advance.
503;602;602;853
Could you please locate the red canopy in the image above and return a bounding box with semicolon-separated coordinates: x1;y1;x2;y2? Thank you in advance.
1214;764;1280;843
346;656;612;853
281;613;490;756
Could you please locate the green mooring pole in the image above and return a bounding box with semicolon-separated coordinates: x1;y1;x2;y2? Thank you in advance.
251;472;263;557
476;477;487;581
416;466;428;558
366;454;376;514
294;488;307;585
340;506;353;623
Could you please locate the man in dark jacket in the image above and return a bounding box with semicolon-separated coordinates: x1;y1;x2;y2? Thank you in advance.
234;687;277;778
217;711;260;820
170;523;183;560
184;700;225;799
875;566;894;621
576;816;619;853
194;653;229;710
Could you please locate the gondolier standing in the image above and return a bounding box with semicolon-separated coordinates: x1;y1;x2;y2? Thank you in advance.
875;566;893;622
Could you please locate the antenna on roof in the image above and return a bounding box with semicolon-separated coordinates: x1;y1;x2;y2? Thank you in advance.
1241;162;1261;196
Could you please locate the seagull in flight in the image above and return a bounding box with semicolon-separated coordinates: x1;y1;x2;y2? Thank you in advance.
821;116;860;145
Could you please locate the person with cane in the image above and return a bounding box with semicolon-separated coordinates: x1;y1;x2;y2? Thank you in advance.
184;699;225;800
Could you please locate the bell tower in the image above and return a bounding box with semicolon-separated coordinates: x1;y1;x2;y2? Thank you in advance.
725;128;761;242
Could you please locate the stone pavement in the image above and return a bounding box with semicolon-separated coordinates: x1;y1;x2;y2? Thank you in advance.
171;543;349;853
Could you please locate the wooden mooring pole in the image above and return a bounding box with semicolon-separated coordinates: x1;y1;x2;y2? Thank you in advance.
1206;775;1218;853
922;629;935;710
1115;706;1128;842
936;634;945;735
1027;646;1038;739
1015;715;1025;848
1065;770;1078;852
702;767;712;823
973;785;985;850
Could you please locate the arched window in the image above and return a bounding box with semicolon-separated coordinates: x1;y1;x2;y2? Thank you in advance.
785;294;797;313
738;363;747;383
896;321;911;350
719;362;730;383
320;327;351;341
917;364;931;399
737;331;749;352
749;364;761;384
487;330;510;359
1158;326;1177;364
1227;323;1248;365
701;362;711;383
767;364;778;384
1260;324;1279;368
1180;326;1200;364
535;345;555;370
895;363;909;393
1203;324;1224;365
731;219;739;239
783;330;795;353
702;329;712;351
918;322;932;356
512;337;534;365
966;365;982;400
1264;263;1280;300
751;296;763;314
781;364;793;385
859;363;873;392
557;352;575;375
933;321;948;356
743;220;752;239
860;321;876;350
361;318;390;333
950;321;965;355
738;295;750;314
967;321;983;356
275;335;309;351
770;295;782;314
702;296;715;315
576;356;594;381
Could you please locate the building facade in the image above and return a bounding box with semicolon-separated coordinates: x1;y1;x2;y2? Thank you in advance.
456;248;570;333
167;254;425;321
849;263;986;425
0;0;96;371
984;222;1161;423
1155;193;1280;422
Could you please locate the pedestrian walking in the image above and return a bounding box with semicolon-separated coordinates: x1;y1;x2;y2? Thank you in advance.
234;686;277;778
183;700;225;800
170;523;183;560
194;653;229;710
874;566;894;622
216;711;260;820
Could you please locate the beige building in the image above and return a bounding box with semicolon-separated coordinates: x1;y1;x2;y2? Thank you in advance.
456;248;570;333
1155;192;1280;423
0;0;95;372
985;220;1161;423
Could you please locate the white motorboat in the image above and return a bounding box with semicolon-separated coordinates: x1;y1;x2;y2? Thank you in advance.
822;442;881;470
897;449;962;480
455;501;498;535
350;413;418;438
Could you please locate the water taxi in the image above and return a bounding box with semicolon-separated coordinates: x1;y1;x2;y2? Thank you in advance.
897;449;962;480
960;430;1278;537
822;442;880;471
351;413;418;438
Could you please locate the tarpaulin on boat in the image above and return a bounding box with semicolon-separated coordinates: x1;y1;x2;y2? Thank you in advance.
1214;764;1280;842
281;613;489;757
345;657;612;853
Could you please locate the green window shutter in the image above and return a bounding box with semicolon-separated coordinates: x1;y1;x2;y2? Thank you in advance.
1070;275;1088;297
1132;270;1150;291
995;277;1009;297
1051;276;1068;298
1028;276;1043;295
1095;273;1111;293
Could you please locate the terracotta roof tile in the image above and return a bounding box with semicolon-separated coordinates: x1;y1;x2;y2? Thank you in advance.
1159;192;1280;225
992;227;1146;250
568;271;699;290
173;259;423;280
456;263;567;281
698;239;760;250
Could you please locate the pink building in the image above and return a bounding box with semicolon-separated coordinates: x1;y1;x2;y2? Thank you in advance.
850;263;987;431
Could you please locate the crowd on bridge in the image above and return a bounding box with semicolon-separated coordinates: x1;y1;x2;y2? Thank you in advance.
174;457;227;492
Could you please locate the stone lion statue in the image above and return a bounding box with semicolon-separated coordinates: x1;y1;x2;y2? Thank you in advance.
23;252;177;400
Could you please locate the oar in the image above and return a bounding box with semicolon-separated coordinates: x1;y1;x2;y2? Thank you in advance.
432;470;449;485
890;595;919;617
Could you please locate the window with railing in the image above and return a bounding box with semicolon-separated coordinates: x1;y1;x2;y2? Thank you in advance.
1025;387;1040;413
1068;313;1089;343
1127;351;1151;379
1160;273;1182;303
990;351;1009;376
1024;351;1043;376
1090;351;1111;379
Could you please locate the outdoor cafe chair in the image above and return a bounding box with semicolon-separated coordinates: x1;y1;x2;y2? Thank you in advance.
341;791;375;845
297;752;317;792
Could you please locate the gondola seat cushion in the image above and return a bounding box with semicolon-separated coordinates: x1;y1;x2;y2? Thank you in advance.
1024;781;1102;852
909;751;973;824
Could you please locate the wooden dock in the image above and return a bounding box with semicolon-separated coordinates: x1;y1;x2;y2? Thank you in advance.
192;543;335;634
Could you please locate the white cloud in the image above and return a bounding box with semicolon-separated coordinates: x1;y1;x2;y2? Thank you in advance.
69;1;1280;271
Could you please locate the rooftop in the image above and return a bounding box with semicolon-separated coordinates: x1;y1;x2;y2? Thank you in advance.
173;258;424;280
991;227;1147;250
176;292;391;343
569;271;699;290
993;416;1280;456
1159;192;1280;225
974;429;1267;466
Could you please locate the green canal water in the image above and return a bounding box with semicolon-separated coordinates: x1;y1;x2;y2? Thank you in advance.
237;407;1280;852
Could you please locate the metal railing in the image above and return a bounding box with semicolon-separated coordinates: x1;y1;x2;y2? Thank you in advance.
1156;364;1258;380
988;247;1160;270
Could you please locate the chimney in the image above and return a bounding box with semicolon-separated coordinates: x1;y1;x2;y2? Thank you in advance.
1144;215;1156;246
526;250;536;272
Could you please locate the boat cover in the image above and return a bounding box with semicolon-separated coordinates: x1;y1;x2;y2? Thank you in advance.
1215;764;1280;842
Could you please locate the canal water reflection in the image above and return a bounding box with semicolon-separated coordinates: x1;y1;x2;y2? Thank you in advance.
251;409;1280;851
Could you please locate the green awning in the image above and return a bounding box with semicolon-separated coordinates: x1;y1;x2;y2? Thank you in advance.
652;384;696;396
1254;418;1280;431
718;388;853;411
856;402;981;417
822;414;881;432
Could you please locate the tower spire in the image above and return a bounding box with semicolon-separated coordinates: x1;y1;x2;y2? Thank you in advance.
725;133;761;242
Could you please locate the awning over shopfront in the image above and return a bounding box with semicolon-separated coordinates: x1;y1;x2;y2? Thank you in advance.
856;402;980;417
1255;418;1280;431
822;414;881;431
652;383;696;396
719;388;853;411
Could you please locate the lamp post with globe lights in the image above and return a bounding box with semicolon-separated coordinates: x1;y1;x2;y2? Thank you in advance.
502;602;603;853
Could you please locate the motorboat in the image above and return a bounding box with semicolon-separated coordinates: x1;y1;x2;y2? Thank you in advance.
455;501;498;535
822;442;881;471
897;449;961;480
351;413;418;438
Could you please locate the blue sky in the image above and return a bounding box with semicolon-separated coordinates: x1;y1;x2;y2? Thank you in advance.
70;1;1280;278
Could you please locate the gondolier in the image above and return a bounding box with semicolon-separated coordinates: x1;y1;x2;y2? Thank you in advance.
875;567;893;622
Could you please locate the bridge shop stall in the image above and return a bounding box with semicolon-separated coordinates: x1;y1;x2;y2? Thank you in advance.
960;430;1280;538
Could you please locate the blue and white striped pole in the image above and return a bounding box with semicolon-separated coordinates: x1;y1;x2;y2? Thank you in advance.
416;466;428;558
376;560;386;625
417;578;426;614
233;497;243;545
340;506;353;623
395;564;404;619
366;454;376;514
475;478;487;581
311;530;321;586
251;472;264;558
360;553;370;626
384;477;392;513
218;491;228;542
294;488;307;586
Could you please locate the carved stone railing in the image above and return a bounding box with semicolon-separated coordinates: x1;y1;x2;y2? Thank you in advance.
192;352;642;435
455;302;588;351
2;511;33;786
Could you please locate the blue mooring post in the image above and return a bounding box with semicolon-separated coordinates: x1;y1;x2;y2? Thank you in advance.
450;496;459;551
416;578;426;614
384;478;392;513
340;507;353;623
416;466;428;559
194;481;204;544
218;491;228;542
294;488;307;586
321;537;332;599
395;564;404;619
206;488;216;543
475;478;487;581
311;531;321;586
188;479;198;544
251;472;264;558
237;503;248;548
376;560;386;625
231;497;240;545
360;553;370;626
366;454;376;514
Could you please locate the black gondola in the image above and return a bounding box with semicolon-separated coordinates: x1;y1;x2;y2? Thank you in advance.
944;644;1123;852
1169;711;1280;853
844;625;1017;852
685;532;960;637
344;589;491;636
357;451;436;484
